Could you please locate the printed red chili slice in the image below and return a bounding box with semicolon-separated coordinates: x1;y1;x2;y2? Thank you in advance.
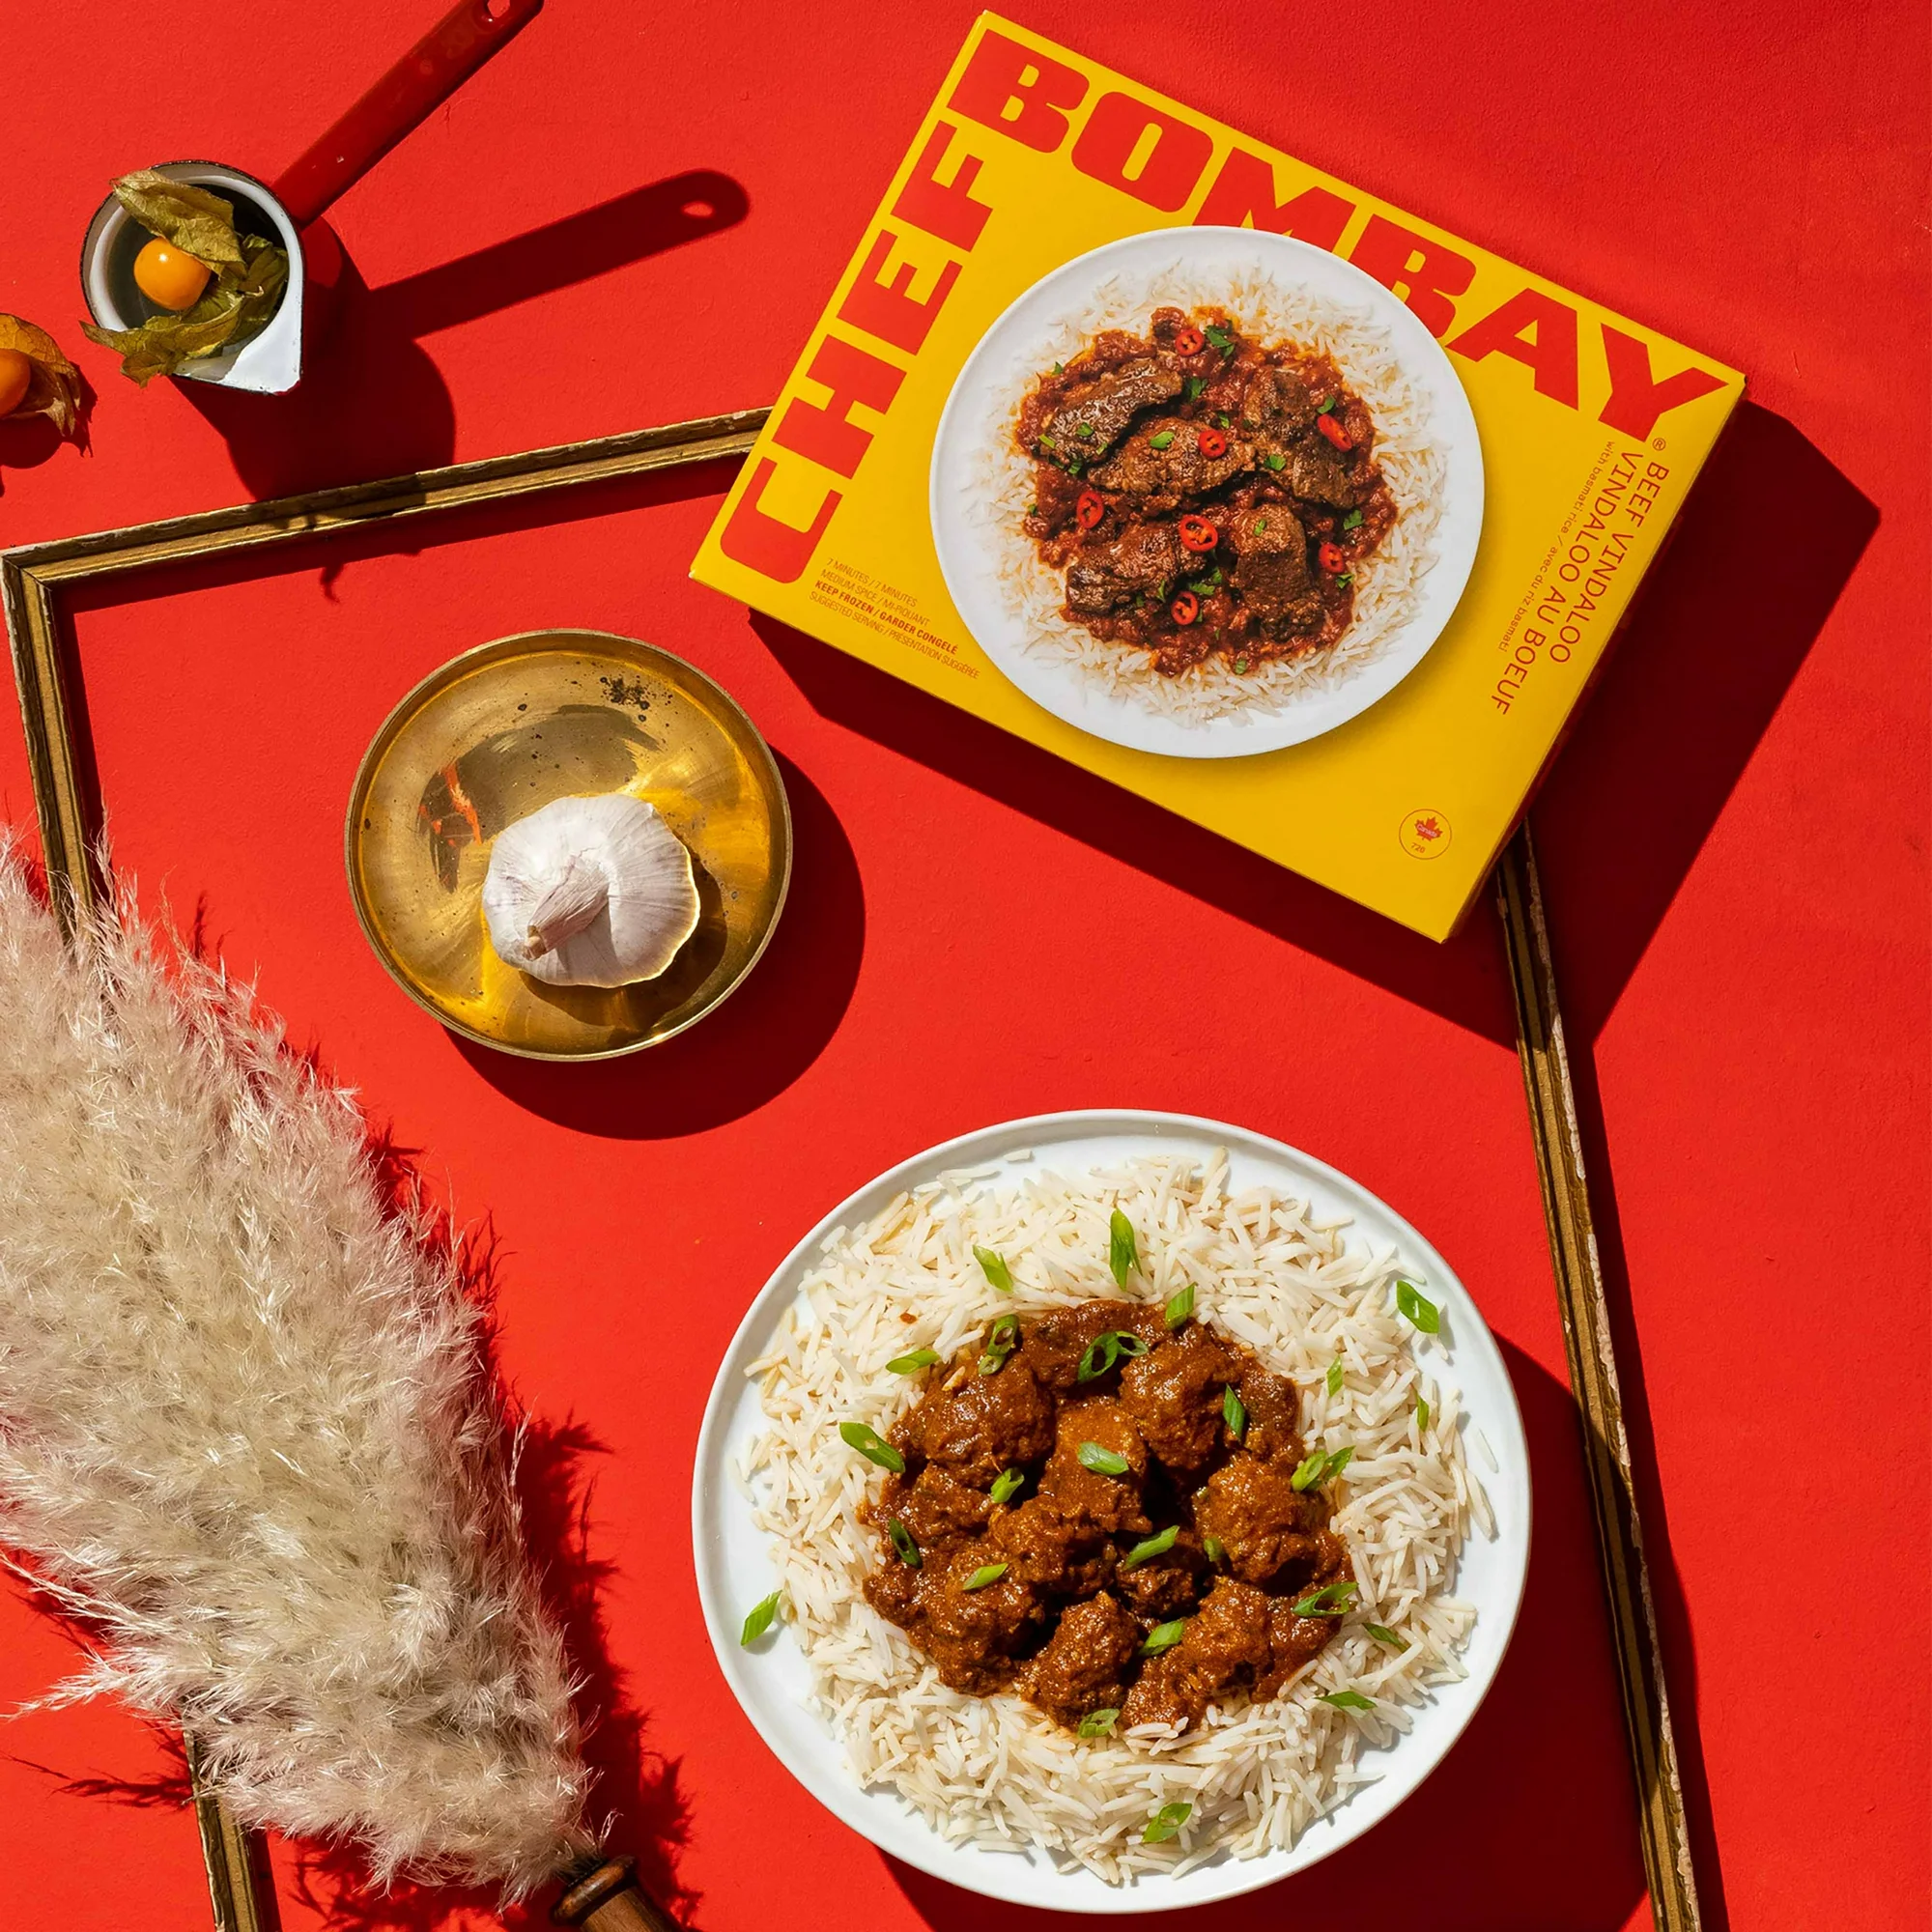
1317;414;1354;451
1171;326;1206;355
1178;515;1218;554
1319;541;1348;575
1170;590;1200;626
1196;427;1228;458
1075;490;1105;530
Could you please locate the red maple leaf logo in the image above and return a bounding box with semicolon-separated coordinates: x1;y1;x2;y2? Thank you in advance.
1413;815;1442;841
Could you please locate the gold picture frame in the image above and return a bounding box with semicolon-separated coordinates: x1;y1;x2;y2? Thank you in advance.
2;411;1701;1932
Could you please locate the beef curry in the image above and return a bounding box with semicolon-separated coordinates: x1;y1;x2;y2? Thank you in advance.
859;1297;1353;1736
1016;307;1398;676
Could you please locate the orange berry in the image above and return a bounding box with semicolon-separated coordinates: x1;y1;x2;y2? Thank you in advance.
133;238;212;312
0;348;30;416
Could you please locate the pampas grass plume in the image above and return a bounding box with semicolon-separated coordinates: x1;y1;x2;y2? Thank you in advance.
0;844;592;1895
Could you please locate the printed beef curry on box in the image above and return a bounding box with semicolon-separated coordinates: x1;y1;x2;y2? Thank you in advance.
691;13;1743;939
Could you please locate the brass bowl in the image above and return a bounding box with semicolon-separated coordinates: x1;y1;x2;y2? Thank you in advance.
346;630;790;1060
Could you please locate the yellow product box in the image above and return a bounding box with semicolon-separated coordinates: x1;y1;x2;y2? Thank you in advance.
692;14;1743;939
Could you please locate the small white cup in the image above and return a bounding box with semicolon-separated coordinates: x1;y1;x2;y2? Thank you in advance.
80;161;309;394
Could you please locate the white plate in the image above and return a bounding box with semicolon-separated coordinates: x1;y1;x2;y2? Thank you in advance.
692;1110;1530;1911
929;231;1485;759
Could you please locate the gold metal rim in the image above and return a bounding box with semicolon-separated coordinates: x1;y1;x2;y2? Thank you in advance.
343;627;793;1062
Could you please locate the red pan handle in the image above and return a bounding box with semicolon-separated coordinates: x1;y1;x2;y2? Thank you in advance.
273;0;545;229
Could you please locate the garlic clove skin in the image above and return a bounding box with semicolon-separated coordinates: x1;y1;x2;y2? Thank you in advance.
480;794;700;988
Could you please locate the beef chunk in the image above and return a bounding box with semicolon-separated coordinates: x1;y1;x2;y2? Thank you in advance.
1232;1359;1305;1463
1090;417;1254;510
1277;438;1361;507
1020;1592;1143;1729
886;1465;994;1548
1042;357;1183;458
1038;1396;1151;1535
1016;1298;1167;1392
918;1544;1049;1692
1118;1324;1241;1478
901;1359;1056;1489
991;1495;1118;1598
1230;504;1325;633
1113;1529;1207;1619
1193;1453;1332;1587
1239;365;1321;447
1121;1577;1274;1730
1257;1556;1353;1695
1065;523;1184;617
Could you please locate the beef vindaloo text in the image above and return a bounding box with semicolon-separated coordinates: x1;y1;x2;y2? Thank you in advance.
1017;308;1398;675
859;1296;1355;1737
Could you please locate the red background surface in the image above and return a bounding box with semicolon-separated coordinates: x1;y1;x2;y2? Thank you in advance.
0;5;1925;1929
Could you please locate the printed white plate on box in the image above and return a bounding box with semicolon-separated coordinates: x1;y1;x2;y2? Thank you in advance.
931;233;1484;759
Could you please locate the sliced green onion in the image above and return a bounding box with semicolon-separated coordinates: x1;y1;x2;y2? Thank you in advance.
1222;1385;1247;1440
1319;1689;1374;1711
1077;1328;1150;1381
1052;361;1064;374
1264;451;1286;470
1292;1579;1359;1617
1163;1284;1195;1329
889;1520;921;1568
1108;1209;1139;1287
1325;1445;1354;1481
1025;500;1037;515
1066;458;1083;477
1232;657;1249;673
1325;1358;1344;1397
1139;1618;1187;1655
1202;1533;1226;1564
1149;430;1176;450
1342;508;1365;529
989;1466;1025;1506
1039;434;1058;450
1077;1707;1120;1737
963;1562;1008;1591
974;1245;1014;1293
1078;1440;1130;1476
1143;1800;1192;1843
1290;1450;1327;1492
1184;376;1207;400
1365;1624;1407;1650
1214;411;1232;428
740;1591;781;1645
1396;1281;1439;1333
887;1348;939;1375
839;1421;904;1472
1416;1395;1431;1434
1119;1525;1179;1571
979;1312;1020;1376
1335;573;1353;586
1317;395;1336;413
1076;422;1094;439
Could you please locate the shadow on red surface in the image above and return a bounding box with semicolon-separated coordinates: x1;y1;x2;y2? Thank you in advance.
756;400;1877;1059
177;169;749;502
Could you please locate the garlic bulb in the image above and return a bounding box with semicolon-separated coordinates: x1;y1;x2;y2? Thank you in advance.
481;794;699;988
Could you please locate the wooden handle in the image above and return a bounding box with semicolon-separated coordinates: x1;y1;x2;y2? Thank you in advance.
273;0;545;228
552;1859;681;1932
